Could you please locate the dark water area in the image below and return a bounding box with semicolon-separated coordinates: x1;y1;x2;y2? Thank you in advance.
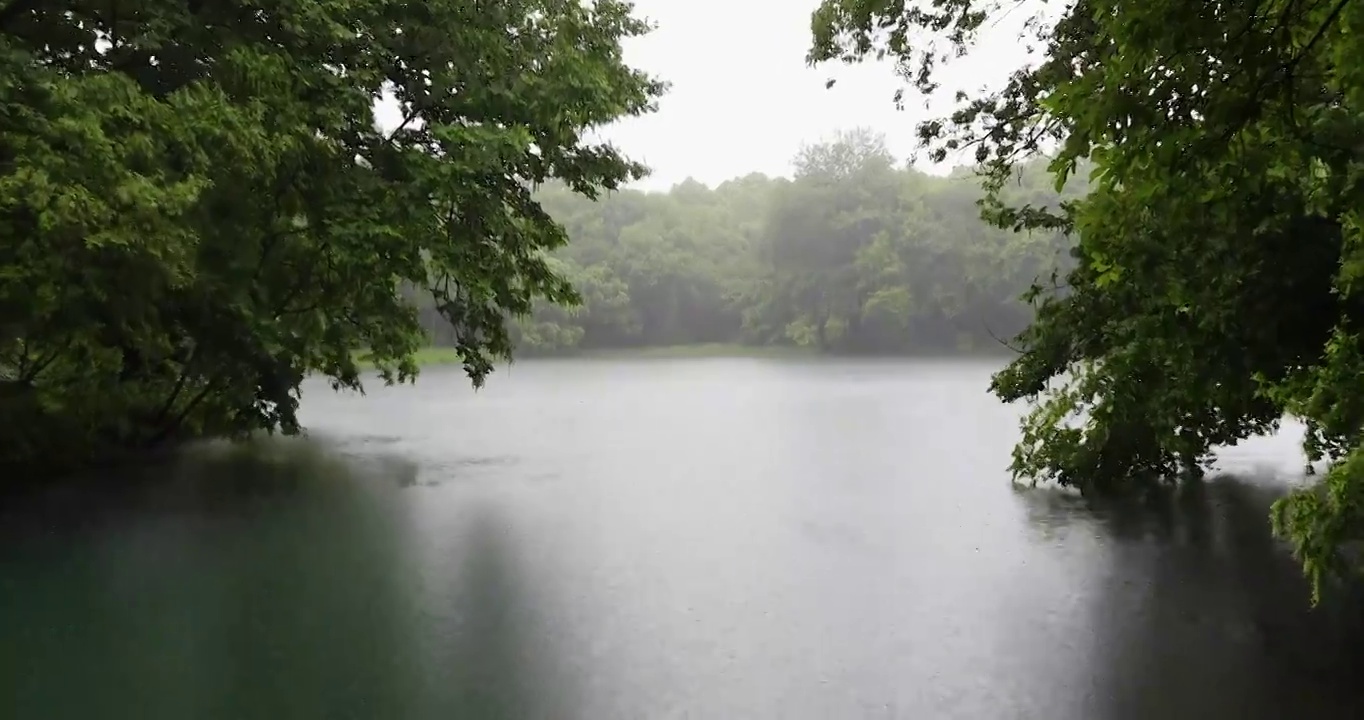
3;358;1363;719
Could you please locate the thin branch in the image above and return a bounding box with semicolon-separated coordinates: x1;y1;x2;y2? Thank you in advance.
145;379;219;447
385;109;419;143
17;337;74;384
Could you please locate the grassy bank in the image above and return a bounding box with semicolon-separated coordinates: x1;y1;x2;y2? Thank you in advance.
573;343;812;360
351;346;463;369
354;342;1013;369
354;343;812;369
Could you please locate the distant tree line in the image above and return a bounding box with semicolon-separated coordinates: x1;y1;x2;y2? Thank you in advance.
413;129;1079;355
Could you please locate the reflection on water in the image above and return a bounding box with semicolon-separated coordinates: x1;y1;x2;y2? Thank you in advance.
0;442;582;720
2;358;1363;719
1;442;421;719
1021;480;1364;719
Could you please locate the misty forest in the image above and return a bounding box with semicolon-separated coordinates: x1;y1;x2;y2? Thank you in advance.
411;143;1076;357
8;1;1364;709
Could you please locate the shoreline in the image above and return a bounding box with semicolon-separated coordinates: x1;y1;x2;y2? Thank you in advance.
357;343;1015;369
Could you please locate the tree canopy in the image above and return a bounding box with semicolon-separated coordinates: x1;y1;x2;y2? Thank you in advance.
405;131;1074;356
0;0;662;476
810;0;1364;598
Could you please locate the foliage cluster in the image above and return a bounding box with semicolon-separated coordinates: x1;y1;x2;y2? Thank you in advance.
809;0;1364;597
0;0;661;476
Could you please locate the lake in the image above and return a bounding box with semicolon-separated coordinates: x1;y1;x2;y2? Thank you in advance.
3;357;1363;719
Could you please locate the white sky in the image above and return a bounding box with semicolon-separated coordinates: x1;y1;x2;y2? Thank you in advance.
376;0;1037;192
604;0;1038;191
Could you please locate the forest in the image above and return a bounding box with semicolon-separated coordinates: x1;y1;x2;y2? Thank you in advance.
415;131;1076;356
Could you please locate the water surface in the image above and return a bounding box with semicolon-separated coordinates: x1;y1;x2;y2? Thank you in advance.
3;358;1361;719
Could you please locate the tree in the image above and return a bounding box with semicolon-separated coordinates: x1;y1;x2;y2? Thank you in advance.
769;129;903;351
0;0;663;476
809;0;1364;599
490;147;1068;356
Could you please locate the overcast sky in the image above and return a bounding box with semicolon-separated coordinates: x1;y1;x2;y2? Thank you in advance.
601;0;1036;191
376;0;1037;192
